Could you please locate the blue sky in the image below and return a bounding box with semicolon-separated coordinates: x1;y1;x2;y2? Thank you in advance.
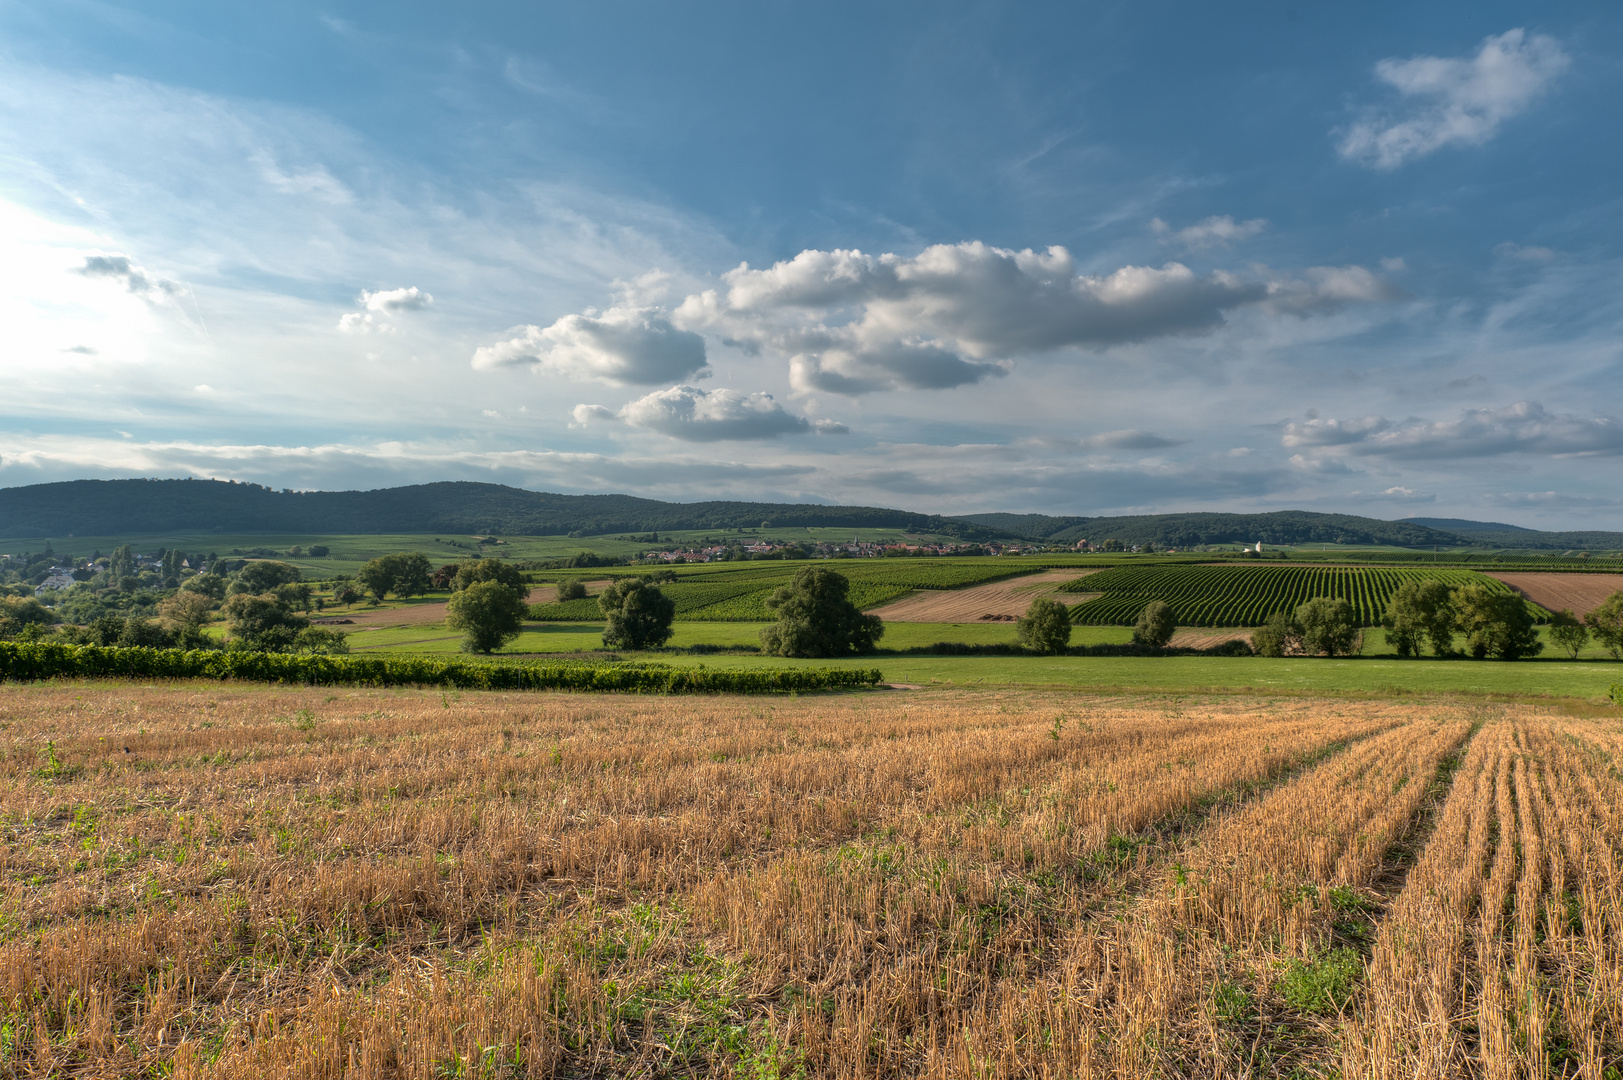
1;1;1620;527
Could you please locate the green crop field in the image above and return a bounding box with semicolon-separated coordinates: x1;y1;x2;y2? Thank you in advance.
529;559;1033;620
1061;563;1544;627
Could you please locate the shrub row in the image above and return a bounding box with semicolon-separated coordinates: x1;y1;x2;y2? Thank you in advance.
899;639;1256;658
0;642;882;694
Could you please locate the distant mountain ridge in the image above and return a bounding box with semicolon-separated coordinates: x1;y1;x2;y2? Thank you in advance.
0;478;997;540
1;479;1619;551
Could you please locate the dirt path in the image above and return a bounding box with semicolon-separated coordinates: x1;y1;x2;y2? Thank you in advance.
864;569;1099;622
1484;573;1623;617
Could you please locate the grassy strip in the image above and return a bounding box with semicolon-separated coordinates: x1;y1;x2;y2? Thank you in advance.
0;641;882;694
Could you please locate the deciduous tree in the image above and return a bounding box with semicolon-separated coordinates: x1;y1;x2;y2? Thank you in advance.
447;580;528;653
1131;600;1177;648
1017;597;1072;655
759;567;883;658
598;578;676;651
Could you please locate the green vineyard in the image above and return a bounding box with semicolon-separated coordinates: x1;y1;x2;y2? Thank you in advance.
1061;564;1544;627
531;559;1026;621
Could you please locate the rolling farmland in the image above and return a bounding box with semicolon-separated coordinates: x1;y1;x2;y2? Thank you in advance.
4;682;1620;1077
1062;563;1545;627
530;559;1033;621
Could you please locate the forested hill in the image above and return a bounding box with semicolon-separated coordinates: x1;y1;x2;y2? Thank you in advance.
4;479;1618;550
0;479;998;539
951;510;1459;547
951;510;1623;551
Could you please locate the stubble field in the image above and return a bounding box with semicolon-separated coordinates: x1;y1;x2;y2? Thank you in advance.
1;682;1620;1078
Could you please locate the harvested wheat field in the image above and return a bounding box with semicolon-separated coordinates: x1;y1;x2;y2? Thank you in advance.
2;682;1621;1078
1166;628;1253;650
864;569;1096;622
1485;572;1623;618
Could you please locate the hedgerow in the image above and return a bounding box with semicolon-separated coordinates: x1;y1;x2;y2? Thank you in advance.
0;641;882;694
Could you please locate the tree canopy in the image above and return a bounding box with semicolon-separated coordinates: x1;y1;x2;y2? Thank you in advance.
759;567;884;658
598;578;676;650
1017;597;1072;655
447;580;528;653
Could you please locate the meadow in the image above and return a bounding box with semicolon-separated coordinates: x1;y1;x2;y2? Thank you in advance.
2;681;1620;1077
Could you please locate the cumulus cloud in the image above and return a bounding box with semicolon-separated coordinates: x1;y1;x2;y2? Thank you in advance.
472;307;708;385
361;286;433;311
1282;414;1391;448
570;386;828;441
1286;402;1623;460
337;311;393;334
662;242;1396;395
74;254;179;302
1151;215;1267;251
1338;29;1570;169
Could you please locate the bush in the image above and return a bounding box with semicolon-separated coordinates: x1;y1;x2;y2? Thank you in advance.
447;580;529;654
556;579;588;602
598;579;676;650
759;567;884;658
1131;600;1176;648
293;627;350;655
1017;597;1072;655
0;641;880;694
1251;611;1295;658
222;593;310;651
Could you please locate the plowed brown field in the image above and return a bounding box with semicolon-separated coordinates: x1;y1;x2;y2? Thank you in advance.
1484;571;1623;616
863;568;1096;621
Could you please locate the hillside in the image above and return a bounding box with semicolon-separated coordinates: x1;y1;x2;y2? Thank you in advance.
4;479;1620;551
951;510;1465;548
1400;516;1533;533
0;478;997;540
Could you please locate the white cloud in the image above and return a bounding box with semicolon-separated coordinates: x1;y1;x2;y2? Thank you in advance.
1150;215;1267;251
336;311;393;334
361;285;432;311
666;242;1396;395
1338;29;1570;169
1286;402;1623;460
472;306;709;385
614;385;816;441
570;403;615;426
